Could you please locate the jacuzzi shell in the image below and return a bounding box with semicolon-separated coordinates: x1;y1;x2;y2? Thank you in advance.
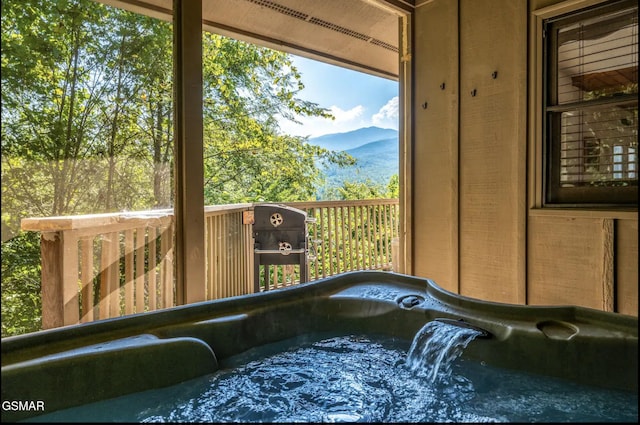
1;271;637;422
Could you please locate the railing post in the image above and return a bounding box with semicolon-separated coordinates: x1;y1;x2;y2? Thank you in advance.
40;230;79;329
173;0;206;305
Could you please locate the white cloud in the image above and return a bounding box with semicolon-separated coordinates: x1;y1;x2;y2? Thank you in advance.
329;105;365;122
277;97;399;138
277;105;368;138
372;96;399;129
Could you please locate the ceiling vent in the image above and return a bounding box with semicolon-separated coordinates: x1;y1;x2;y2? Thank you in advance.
247;0;398;53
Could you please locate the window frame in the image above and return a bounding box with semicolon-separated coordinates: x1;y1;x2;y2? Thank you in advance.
541;0;638;208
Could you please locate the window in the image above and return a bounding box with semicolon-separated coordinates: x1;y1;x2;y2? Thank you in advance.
543;0;638;206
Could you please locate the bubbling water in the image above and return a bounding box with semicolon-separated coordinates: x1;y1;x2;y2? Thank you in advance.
135;332;494;423
26;323;638;423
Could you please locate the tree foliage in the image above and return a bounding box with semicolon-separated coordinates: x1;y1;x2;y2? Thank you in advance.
1;232;42;335
1;0;351;231
1;0;358;337
1;0;170;226
199;33;354;204
325;174;399;200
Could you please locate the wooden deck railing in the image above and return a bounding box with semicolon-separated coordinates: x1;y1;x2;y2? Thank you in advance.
21;199;399;329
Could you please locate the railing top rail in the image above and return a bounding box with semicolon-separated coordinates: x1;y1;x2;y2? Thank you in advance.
21;209;173;232
204;203;253;216
284;199;399;209
21;199;399;232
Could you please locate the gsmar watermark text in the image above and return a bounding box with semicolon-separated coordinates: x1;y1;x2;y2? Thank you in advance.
2;400;45;411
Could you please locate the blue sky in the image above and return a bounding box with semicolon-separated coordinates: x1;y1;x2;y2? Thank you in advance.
277;55;399;138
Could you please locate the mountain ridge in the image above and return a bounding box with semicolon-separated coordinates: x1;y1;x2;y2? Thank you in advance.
307;126;399;196
308;126;398;152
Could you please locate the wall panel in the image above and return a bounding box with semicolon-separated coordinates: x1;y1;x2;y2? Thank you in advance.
458;0;527;303
410;0;636;317
528;216;614;310
616;219;638;316
411;0;459;292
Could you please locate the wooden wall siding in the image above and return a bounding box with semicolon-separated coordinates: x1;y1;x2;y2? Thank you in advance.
528;216;615;310
411;0;459;293
616;219;638;316
409;0;635;316
458;0;527;304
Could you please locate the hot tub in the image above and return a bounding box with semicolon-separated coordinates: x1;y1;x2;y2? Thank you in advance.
1;271;637;422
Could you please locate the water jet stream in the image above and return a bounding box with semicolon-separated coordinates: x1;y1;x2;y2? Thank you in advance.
406;319;486;383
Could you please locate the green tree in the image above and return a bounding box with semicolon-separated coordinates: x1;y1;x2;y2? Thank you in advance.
1;0;160;225
386;174;399;198
1;0;356;336
1;232;42;335
200;34;353;204
1;1;350;224
325;174;399;200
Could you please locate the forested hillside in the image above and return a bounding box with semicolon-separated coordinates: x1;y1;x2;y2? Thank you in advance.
308;127;399;199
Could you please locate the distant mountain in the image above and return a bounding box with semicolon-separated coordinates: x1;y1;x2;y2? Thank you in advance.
308;126;398;152
307;127;399;197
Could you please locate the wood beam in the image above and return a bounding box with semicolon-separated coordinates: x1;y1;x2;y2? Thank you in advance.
173;0;206;304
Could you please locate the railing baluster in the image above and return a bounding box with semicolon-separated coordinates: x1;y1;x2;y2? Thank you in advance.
231;213;239;294
244;214;253;294
221;214;227;297
63;231;80;326
333;206;340;276
377;205;383;269
320;207;327;279
211;215;218;299
223;214;230;296
275;265;280;289
80;237;94;323
366;205;375;270
213;215;218;299
124;229;134;315
339;206;345;273
382;203;389;268
216;215;222;297
148;226;157;312
357;206;363;270
223;214;229;295
160;224;173;308
351;207;356;270
98;234;111;320
135;227;146;314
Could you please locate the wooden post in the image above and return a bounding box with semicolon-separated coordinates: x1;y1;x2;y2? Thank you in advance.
173;0;206;305
40;232;63;329
40;230;79;329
